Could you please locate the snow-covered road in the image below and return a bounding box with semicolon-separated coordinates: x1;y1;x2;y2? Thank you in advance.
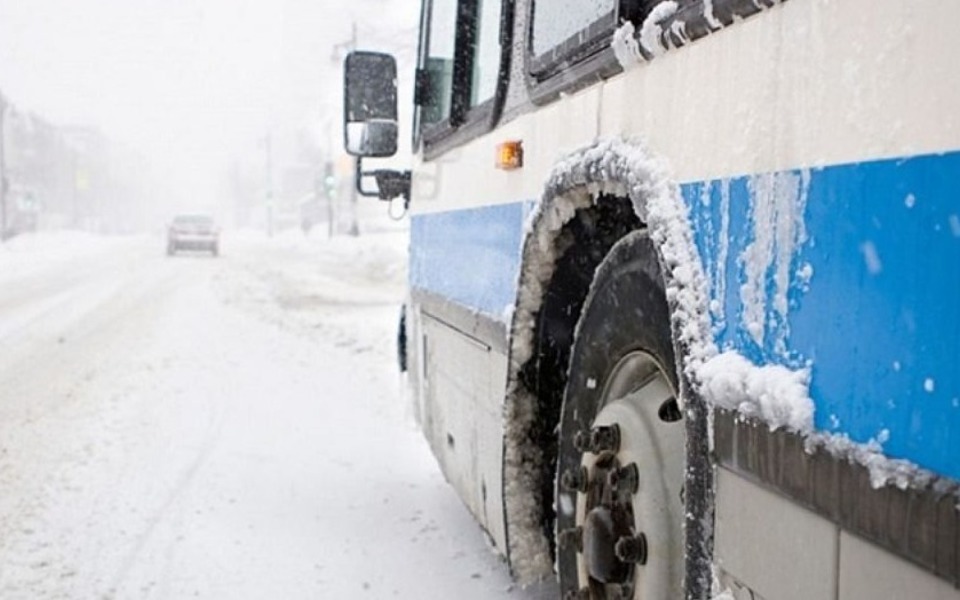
0;230;556;599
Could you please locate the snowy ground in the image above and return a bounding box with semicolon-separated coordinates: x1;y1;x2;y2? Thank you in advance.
0;228;557;599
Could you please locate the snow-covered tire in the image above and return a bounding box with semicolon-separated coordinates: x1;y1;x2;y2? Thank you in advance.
556;229;685;599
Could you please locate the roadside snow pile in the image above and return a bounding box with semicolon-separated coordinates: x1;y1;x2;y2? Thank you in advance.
0;231;139;285
214;228;408;362
228;228;408;296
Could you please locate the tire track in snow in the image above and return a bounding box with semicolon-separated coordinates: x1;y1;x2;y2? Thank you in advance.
107;404;226;598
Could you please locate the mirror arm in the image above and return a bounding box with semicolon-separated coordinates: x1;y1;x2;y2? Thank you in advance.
354;157;412;206
354;156;381;198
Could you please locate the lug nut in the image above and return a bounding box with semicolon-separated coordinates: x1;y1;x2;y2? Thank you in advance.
615;533;648;564
561;466;589;493
557;526;583;553
573;430;590;452
589;424;620;453
564;588;590;600
608;463;639;494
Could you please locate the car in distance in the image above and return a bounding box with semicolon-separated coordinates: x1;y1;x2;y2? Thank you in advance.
167;214;219;256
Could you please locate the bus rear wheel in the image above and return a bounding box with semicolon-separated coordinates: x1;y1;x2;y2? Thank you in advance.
555;229;685;599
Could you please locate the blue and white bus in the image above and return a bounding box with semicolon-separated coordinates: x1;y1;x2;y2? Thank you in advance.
341;1;960;598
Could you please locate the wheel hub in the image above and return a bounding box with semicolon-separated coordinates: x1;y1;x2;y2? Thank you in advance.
561;351;685;599
582;470;635;584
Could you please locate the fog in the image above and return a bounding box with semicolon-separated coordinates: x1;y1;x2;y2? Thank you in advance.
0;0;418;230
0;3;562;597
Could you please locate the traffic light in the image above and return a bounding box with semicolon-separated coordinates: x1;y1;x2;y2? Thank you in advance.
322;161;336;199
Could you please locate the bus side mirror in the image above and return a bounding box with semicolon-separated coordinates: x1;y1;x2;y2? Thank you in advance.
343;51;398;158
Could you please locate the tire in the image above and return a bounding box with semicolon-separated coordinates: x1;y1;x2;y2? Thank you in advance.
555;229;685;599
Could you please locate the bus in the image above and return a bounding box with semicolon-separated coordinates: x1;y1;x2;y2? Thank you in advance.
341;1;960;598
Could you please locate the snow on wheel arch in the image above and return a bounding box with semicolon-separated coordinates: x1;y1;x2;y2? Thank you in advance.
500;137;717;583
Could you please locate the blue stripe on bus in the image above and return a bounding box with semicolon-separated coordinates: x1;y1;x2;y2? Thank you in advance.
410;150;960;481
410;202;534;320
686;150;960;481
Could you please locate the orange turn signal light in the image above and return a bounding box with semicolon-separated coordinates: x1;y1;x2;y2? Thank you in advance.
495;140;523;171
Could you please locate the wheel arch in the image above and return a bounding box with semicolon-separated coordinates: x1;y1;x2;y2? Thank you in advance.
501;137;715;597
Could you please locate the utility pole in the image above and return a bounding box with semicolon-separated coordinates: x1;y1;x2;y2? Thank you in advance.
0;91;8;241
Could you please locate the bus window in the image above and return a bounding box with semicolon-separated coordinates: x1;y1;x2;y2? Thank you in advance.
531;0;616;56
422;0;458;125
470;0;502;107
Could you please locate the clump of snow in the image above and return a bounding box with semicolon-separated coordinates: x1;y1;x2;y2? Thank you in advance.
639;1;679;59
710;571;738;600
669;19;691;46
905;193;916;208
949;214;960;237
860;241;883;274
703;0;723;29
805;432;935;490
876;428;890;444
699;351;813;432
796;262;814;289
711;587;736;600
924;378;935;393
611;21;644;70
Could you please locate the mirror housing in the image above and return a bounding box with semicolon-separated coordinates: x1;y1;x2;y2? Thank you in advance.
343;51;398;158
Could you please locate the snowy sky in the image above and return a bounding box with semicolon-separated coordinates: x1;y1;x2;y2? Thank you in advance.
0;0;418;201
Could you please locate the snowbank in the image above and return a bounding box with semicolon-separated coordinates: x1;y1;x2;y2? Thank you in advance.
0;231;138;285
